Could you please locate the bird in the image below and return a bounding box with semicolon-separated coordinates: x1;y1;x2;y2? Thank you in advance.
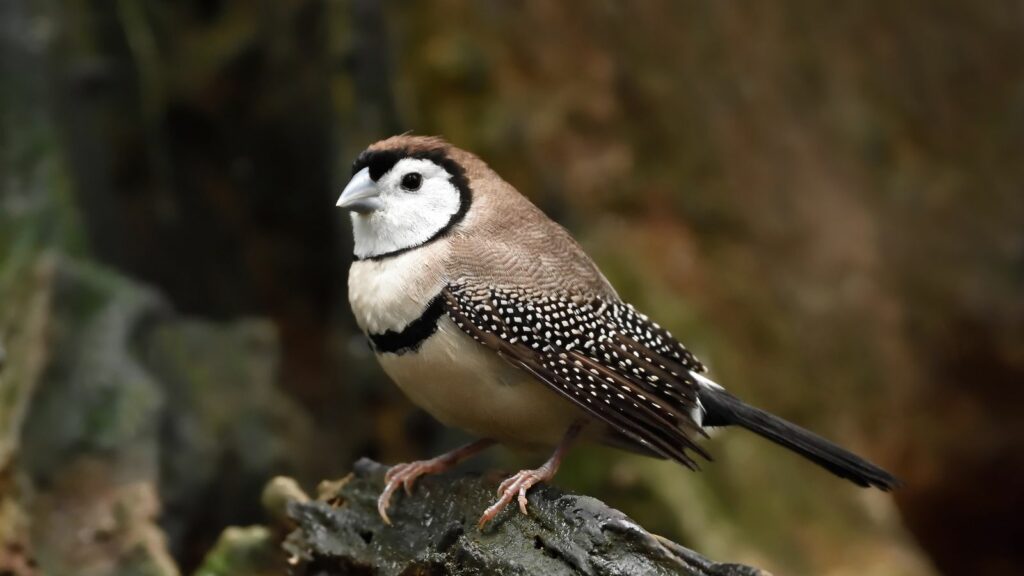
337;135;899;528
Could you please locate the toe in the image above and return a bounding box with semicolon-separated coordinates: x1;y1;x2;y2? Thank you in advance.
479;483;519;529
517;486;530;515
384;464;404;483
497;471;523;495
402;472;418;496
481;469;550;528
478;496;509;528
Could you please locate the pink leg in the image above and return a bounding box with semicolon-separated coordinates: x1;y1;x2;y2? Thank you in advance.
478;422;585;528
378;439;495;524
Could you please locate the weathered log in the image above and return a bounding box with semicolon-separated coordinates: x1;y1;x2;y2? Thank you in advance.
281;458;767;576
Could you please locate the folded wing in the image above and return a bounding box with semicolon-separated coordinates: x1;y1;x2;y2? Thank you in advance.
443;281;711;469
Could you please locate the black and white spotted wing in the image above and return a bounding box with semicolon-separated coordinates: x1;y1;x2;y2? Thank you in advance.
442;281;711;468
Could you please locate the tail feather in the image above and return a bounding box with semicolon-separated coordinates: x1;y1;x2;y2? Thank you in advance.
699;386;900;490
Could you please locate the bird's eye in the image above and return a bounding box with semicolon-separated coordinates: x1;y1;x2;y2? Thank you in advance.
400;172;423;191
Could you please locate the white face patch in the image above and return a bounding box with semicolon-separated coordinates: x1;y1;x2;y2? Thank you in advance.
350;157;463;259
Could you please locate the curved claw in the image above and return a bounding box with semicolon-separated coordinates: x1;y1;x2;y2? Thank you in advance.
377;462;429;525
376;460;456;524
377;480;399;525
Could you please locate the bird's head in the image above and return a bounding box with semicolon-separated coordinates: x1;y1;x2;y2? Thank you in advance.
338;136;473;260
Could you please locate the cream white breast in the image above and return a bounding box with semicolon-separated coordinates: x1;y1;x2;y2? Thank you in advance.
375;317;587;448
347;240;450;335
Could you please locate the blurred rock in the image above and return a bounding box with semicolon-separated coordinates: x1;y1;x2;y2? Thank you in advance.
31;459;179;576
0;255;316;574
19;257;169;487
12;257;174;576
282;459;766;576
142;316;314;567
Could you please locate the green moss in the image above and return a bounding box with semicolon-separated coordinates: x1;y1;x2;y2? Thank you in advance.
193;526;282;576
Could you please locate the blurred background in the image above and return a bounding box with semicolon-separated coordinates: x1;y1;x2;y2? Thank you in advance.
1;1;1022;575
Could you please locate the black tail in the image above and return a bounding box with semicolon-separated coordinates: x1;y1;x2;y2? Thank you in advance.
700;387;900;490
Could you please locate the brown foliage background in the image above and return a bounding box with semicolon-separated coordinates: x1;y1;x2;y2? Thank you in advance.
2;1;1021;575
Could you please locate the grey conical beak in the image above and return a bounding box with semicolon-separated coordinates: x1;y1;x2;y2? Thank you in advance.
337;167;382;214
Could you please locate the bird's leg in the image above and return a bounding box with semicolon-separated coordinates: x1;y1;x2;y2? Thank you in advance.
478;421;586;528
378;438;495;524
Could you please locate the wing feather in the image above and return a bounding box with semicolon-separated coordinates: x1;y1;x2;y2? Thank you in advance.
442;283;709;469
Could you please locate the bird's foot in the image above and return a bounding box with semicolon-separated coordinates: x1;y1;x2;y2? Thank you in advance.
377;458;451;524
377;439;496;525
477;467;553;528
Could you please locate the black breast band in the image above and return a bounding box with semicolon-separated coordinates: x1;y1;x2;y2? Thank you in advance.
368;294;446;355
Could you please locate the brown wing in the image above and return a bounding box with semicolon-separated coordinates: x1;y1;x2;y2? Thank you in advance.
443;281;710;469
